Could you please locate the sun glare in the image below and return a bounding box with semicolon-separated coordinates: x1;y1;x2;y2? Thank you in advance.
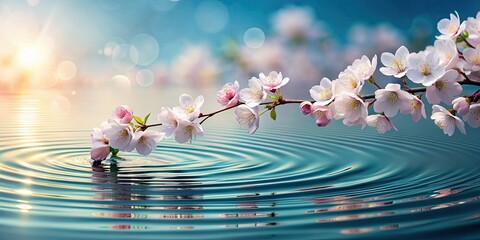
15;45;49;72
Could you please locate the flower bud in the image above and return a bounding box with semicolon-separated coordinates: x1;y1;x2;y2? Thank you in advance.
113;105;133;124
310;104;332;127
299;101;312;115
452;97;470;115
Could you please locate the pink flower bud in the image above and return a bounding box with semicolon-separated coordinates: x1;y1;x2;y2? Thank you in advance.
452;97;470;115
113;105;133;124
217;81;240;107
310;104;332;127
299;101;312;115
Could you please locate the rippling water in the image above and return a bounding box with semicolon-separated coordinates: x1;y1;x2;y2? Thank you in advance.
1;90;479;239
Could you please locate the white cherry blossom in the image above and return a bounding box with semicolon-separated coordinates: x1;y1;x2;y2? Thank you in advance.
334;68;363;95
174;120;204;143
157;107;181;138
347;55;377;80
239;77;267;107
437;11;465;40
406;51;445;86
431;105;466;136
126;131;163;155
366;114;397;134
374;83;411;117
380;45;409;78
173;94;204;121
309;77;335;105
235;105;260;134
463;46;480;72
426;70;462;105
332;93;368;124
433;38;458;69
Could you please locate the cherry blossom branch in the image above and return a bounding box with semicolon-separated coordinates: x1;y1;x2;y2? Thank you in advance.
142;80;480;129
90;11;480;163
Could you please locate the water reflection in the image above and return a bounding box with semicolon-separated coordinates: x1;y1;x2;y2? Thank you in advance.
91;160;205;230
91;160;150;230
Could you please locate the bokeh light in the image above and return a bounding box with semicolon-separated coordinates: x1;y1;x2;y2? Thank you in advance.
56;61;77;81
195;0;229;33
136;69;155;88
244;27;265;49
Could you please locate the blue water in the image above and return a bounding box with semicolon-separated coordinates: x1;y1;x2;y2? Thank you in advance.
0;90;479;239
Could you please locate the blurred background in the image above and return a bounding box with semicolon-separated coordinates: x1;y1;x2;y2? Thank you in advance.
0;0;479;98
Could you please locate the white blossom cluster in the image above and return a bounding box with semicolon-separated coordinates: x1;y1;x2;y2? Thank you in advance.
91;12;480;162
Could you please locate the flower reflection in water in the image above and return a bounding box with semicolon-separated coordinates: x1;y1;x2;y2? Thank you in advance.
90;160;205;230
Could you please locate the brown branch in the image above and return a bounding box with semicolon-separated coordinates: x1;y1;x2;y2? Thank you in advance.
142;81;480;128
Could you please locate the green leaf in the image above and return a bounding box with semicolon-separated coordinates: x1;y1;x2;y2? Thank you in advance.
268;94;278;101
143;113;151;124
270;108;277;121
133;115;144;125
110;147;120;157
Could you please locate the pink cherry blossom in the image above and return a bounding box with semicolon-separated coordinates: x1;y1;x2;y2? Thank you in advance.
425;70;462;104
400;94;426;122
259;71;289;92
310;104;332;127
299;101;313;115
112;105;133;124
90;128;110;161
431;105;466;136
217;81;240;107
464;103;480;128
102;120;134;151
374;83;411;117
452;97;470;116
366;114;397;134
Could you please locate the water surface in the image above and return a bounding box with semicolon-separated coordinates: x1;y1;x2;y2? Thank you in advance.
0;90;479;239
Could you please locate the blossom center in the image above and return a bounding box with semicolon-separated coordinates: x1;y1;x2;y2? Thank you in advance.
434;119;445;129
435;81;446;91
319;88;332;100
420;63;431;76
350;100;360;110
187;107;195;113
411;100;421;111
388;92;398;103
473;56;480;65
448;24;458;34
392;58;404;72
